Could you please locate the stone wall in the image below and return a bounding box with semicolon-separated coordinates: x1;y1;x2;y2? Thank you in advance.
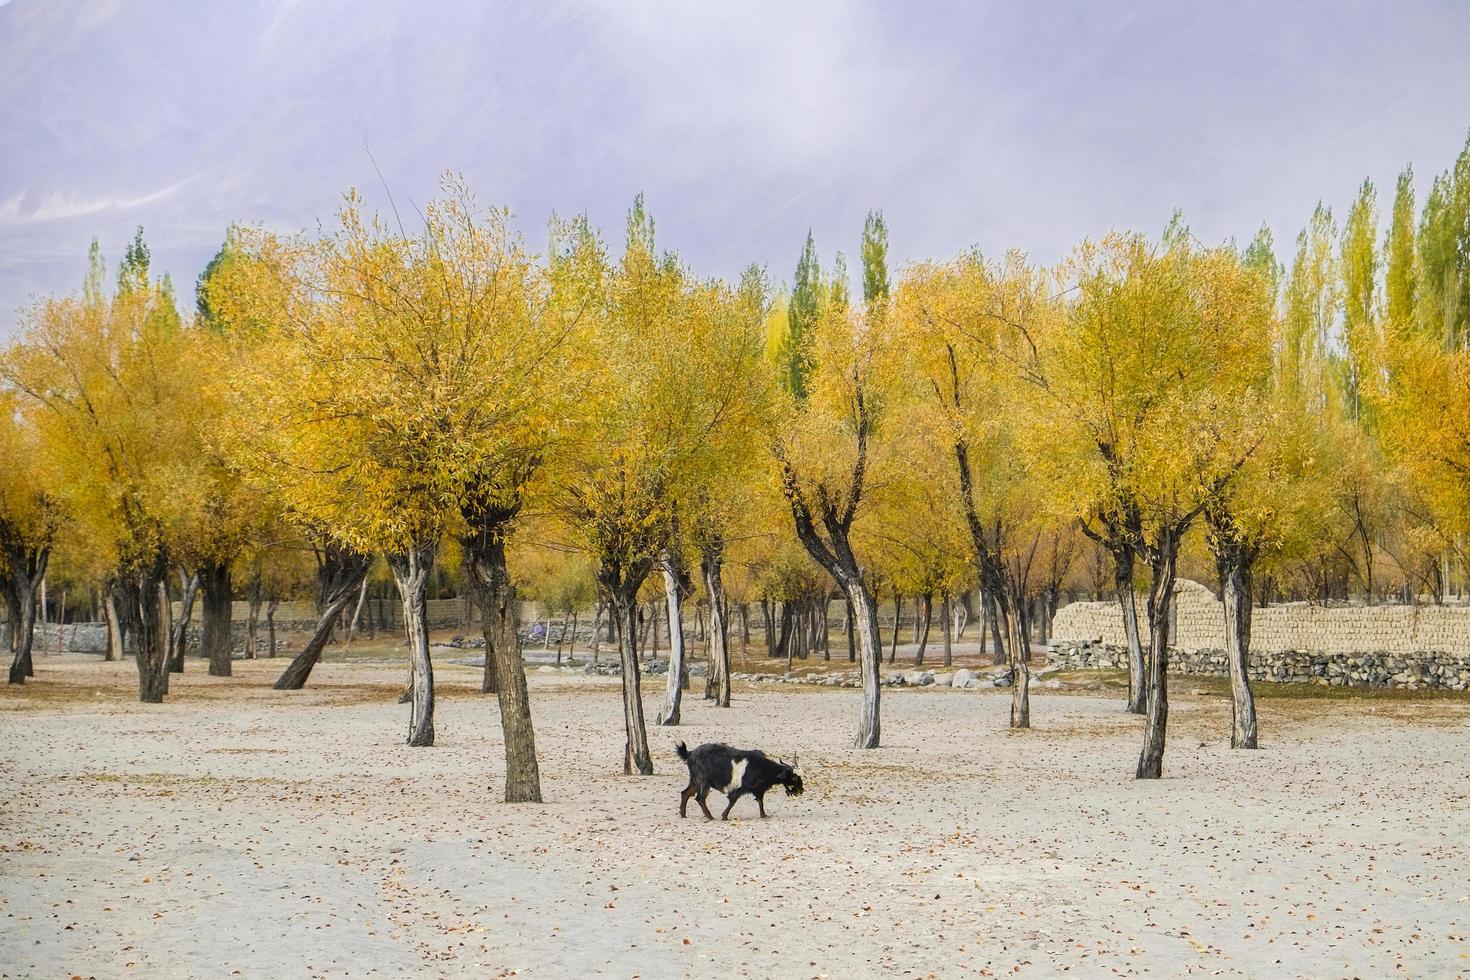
164;597;468;632
1048;639;1470;691
31;594;468;655
1051;579;1470;656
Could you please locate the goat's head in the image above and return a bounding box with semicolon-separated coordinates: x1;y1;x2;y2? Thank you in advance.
782;755;804;797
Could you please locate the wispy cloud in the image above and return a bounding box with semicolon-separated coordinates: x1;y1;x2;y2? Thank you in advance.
0;179;191;225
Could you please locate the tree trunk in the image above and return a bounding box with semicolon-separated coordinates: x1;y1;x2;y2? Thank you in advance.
914;593;932;666
1136;531;1180;780
590;598;604;665
986;591;1005;666
266;593;279;657
273;546;370;689
1116;547;1146;715
102;583;124;663
5;550;46;685
344;574;369;654
1003;591;1031;728
120;557;170;703
1219;545;1259;750
463;525;542;804
245;574;262;659
774;601;791;661
779;460;882;748
888;594;901;664
784;602;794;671
941;595;953;667
846;580;882;748
977;588;988;659
610;583;654;775
388;542;436;747
761;599;775;658
701;544;731;707
821;598;831;660
656;549;688;726
845;595;856;662
168;570;199;674
200;561;233;677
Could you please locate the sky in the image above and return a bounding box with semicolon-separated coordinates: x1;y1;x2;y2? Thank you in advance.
1;0;1468;330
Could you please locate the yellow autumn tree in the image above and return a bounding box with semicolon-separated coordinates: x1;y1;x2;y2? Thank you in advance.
769;223;904;748
558;198;764;772
219;178;578;803
0;392;64;684
1030;230;1276;778
3;232;195;702
897;249;1067;727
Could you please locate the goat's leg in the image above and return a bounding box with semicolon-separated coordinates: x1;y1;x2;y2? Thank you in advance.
755;791;768;818
695;790;715;820
720;789;744;820
680;783;696;818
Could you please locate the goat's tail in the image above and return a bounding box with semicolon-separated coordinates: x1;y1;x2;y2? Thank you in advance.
675;740;690;762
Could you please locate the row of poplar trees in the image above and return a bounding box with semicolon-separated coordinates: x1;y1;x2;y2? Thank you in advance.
4;133;1469;795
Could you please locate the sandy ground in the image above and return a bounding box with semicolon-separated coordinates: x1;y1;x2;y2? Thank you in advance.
2;655;1469;979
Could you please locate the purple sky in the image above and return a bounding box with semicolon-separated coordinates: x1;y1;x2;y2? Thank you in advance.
1;0;1468;329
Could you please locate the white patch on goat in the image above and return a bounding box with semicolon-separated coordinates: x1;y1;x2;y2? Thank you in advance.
722;759;747;794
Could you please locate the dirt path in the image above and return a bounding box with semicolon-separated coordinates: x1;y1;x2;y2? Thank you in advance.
3;657;1468;977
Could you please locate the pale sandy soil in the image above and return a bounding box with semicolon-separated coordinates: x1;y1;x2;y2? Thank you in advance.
2;655;1469;979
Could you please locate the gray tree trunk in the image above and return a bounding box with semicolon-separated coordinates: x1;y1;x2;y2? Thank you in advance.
590;598;604;665
120;557;170;703
701;544;731;707
102;584;124;662
888;594;901;664
273;546;369;689
986;591;1005;665
200;561;233;677
846;580;882;748
611;586;653;775
1136;531;1180;779
941;595;953;667
1004;592;1031;728
1116;548;1146;715
656;549;687;726
914;593;932;666
464;525;542;803
245;574;262;659
168;570;199;674
388;542;436;747
5;547;46;685
1213;531;1260;750
1222;557;1259;749
343;574;369;654
845;595;856;662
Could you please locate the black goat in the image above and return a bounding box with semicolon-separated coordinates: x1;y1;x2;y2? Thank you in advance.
675;741;804;820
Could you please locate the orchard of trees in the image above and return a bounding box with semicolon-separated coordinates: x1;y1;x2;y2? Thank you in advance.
5;133;1470;793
